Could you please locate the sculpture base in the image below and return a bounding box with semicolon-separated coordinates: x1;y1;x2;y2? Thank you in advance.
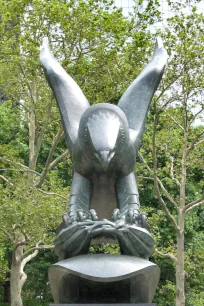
49;255;160;304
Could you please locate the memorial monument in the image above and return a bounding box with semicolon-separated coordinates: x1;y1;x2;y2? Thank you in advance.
40;36;167;305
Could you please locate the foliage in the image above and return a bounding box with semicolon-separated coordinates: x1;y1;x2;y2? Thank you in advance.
22;251;57;306
136;7;204;306
89;244;120;255
0;176;67;243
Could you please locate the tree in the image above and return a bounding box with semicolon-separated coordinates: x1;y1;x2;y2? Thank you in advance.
137;9;204;306
0;172;67;306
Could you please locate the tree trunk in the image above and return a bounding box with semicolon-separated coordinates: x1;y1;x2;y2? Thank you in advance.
176;213;185;306
28;80;37;184
28;107;36;183
10;262;23;306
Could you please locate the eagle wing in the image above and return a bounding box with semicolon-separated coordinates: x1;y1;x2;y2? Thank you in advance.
118;37;168;152
40;38;90;154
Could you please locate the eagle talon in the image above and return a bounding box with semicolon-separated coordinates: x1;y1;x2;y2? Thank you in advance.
89;209;98;221
117;209;150;230
124;209;140;225
112;208;121;221
75;209;98;222
140;212;150;231
76;210;88;222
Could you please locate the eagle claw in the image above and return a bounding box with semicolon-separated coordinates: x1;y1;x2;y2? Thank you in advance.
112;208;121;221
112;208;149;230
76;209;98;222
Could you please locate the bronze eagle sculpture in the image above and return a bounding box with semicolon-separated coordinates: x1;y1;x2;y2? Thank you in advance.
40;37;167;260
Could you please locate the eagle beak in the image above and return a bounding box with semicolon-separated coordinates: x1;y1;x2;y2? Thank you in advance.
95;150;115;171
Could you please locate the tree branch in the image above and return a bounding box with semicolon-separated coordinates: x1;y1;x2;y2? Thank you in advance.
14;241;27;252
37;189;67;201
138;152;153;174
0;228;13;241
21;250;39;271
47;149;69;171
21;244;54;262
193;138;204;148
0;168;41;176
12;225;29;242
189;105;204;126
0;157;41;176
136;176;154;181
155;249;178;263
185;200;204;215
19;64;36;105
15;99;29;112
169;156;181;187
179;89;189;211
139;153;178;211
0;175;14;186
152;106;180;232
154;175;180;232
165;112;184;131
20;271;27;288
154;71;184;109
35;128;64;187
154;64;190;114
34;99;53;166
184;195;204;213
186;130;204;156
157;177;179;211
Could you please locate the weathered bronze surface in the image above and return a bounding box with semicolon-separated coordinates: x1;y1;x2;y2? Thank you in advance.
41;37;167;305
40;37;167;260
49;255;160;304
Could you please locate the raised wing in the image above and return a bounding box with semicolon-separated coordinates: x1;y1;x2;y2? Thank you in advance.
40;38;90;153
118;37;168;152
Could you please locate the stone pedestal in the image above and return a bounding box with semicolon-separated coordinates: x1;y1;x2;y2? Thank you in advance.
49;255;160;305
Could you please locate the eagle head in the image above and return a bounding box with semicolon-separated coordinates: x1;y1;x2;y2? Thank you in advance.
78;104;129;170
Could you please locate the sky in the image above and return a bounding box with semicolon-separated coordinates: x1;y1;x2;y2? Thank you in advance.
114;0;204;19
